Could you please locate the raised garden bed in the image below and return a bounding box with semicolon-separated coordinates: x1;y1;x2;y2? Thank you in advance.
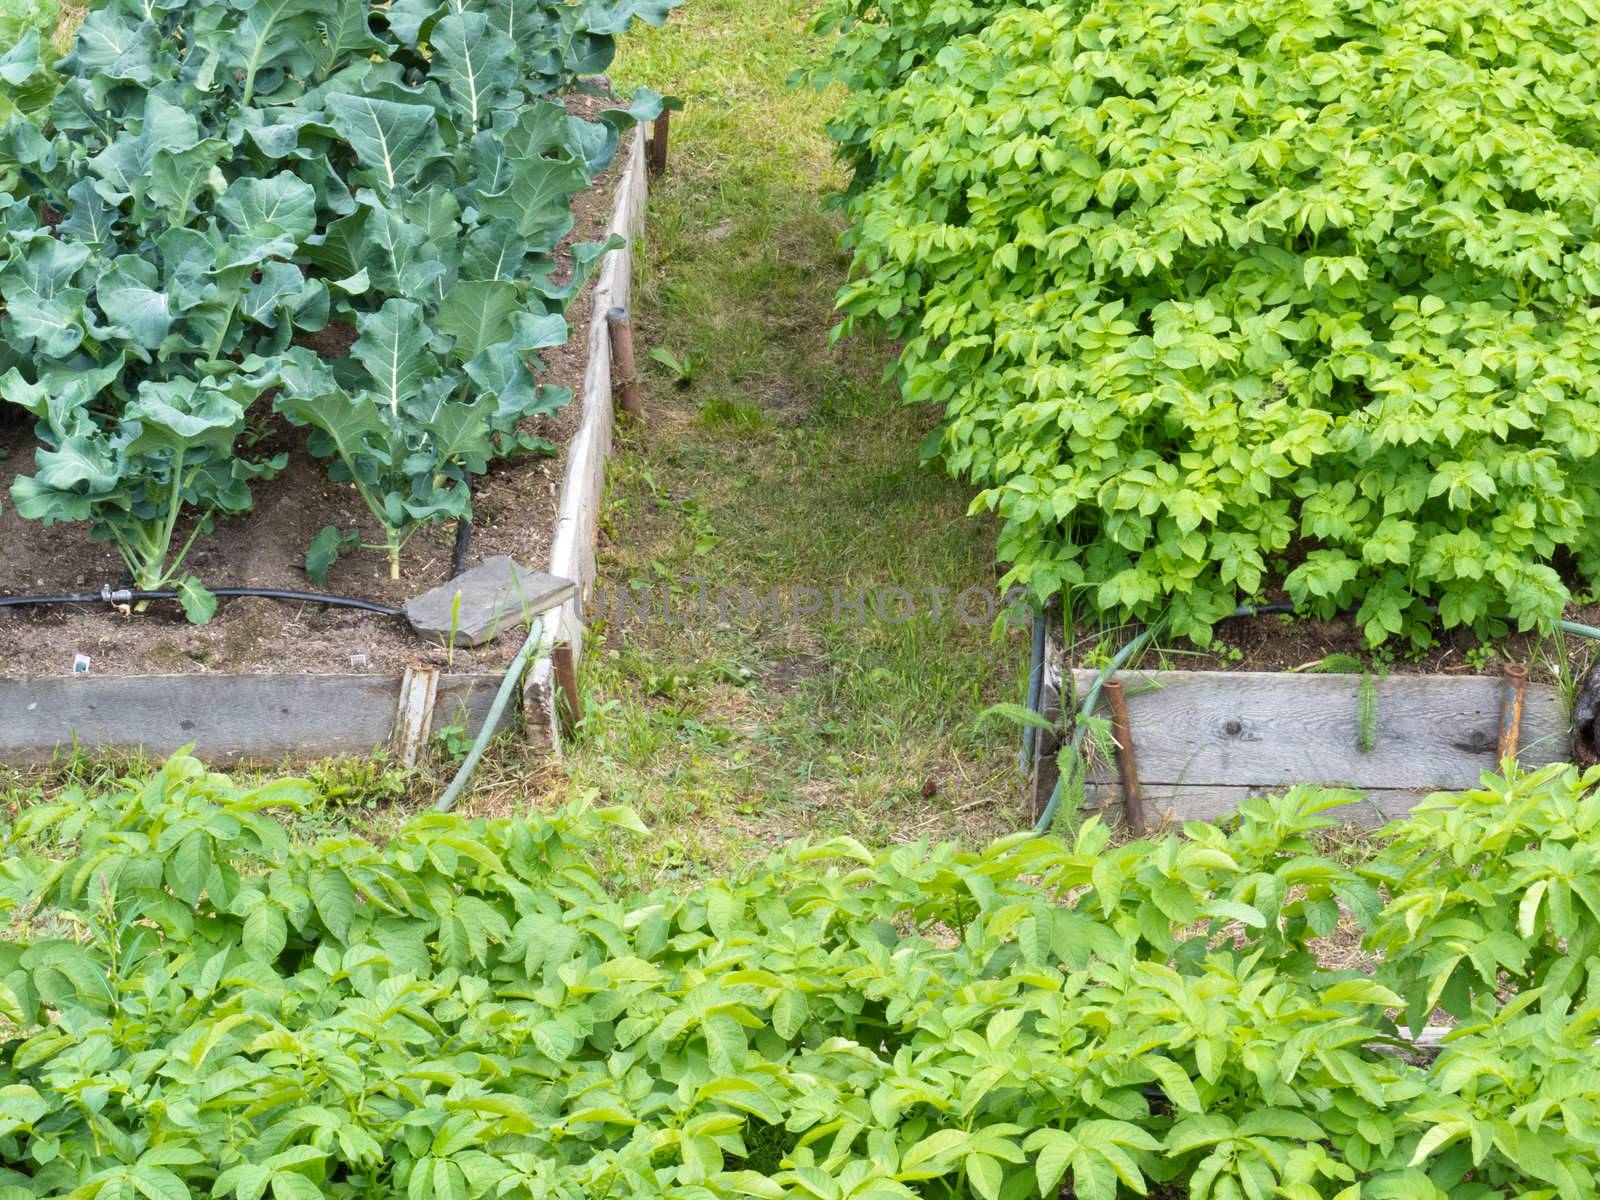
1067;667;1565;823
819;0;1600;841
1030;611;1585;828
0;129;650;765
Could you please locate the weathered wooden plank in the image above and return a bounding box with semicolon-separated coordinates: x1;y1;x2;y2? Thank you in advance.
1084;783;1445;828
522;656;561;759
547;127;647;650
0;673;507;765
534;126;649;750
1069;669;1566;792
430;675;509;743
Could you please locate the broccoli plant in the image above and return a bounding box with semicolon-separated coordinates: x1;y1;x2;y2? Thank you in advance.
0;0;675;614
4;360;286;620
276;302;572;579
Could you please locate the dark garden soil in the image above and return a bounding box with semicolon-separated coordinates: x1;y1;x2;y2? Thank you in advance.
1071;598;1600;684
0;112;629;680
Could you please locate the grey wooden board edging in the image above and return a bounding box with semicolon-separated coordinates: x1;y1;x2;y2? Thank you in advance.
529;126;649;749
523;656;560;758
548;127;646;644
0;673;507;765
1069;669;1566;795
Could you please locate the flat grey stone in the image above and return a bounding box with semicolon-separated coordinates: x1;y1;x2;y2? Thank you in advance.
404;557;576;647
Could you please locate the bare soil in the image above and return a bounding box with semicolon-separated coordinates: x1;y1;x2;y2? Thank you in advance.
0;111;628;679
1073;601;1600;684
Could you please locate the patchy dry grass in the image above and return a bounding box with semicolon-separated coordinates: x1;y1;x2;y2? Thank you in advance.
442;0;1035;879
0;0;1036;884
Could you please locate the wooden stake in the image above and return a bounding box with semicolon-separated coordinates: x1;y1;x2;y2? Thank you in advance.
1103;678;1145;833
648;110;669;177
553;642;580;732
606;307;642;420
1497;662;1527;763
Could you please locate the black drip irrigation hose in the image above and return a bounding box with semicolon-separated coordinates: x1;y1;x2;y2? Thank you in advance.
210;588;402;617
0;593;103;607
0;585;403;618
1226;601;1299;618
452;519;472;579
451;480;473;579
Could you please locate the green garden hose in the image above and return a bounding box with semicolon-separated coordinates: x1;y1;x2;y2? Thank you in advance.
434;615;547;814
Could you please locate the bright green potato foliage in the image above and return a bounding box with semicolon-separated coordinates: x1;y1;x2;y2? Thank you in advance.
1367;761;1600;1030
801;0;1029;187
0;0;675;608
4;756;1600;1199
830;0;1600;646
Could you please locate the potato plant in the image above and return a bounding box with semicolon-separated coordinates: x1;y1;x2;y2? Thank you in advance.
0;0;674;611
823;0;1600;647
801;0;1028;190
2;754;1600;1200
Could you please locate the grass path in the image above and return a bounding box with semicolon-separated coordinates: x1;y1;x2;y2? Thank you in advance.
0;0;1032;874
466;0;1033;877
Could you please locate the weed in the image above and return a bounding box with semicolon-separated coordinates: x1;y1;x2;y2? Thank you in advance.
302;754;414;810
1357;671;1379;754
1298;653;1365;674
430;724;475;766
648;345;702;386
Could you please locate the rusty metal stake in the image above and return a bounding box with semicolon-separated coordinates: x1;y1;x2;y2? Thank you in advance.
1497;662;1528;763
553;642;580;732
1103;678;1145;833
648;110;670;177
606;307;642;420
